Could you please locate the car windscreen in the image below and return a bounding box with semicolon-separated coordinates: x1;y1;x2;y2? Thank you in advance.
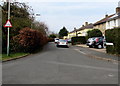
59;40;67;42
55;38;59;40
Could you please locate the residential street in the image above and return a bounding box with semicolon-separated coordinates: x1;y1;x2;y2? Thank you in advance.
2;42;118;84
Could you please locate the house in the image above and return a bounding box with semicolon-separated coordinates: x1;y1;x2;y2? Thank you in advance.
76;22;93;36
106;3;120;29
93;14;115;36
67;30;77;39
67;22;93;39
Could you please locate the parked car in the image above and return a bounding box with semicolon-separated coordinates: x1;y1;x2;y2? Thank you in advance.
86;37;105;49
56;39;69;48
67;39;72;43
54;38;59;43
86;37;96;48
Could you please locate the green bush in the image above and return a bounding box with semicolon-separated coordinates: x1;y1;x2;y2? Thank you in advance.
105;27;120;55
71;36;86;45
86;29;103;39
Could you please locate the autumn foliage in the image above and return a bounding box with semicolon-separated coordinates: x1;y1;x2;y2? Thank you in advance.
12;27;48;53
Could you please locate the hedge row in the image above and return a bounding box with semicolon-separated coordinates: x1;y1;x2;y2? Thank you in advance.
11;27;48;53
105;27;120;55
71;36;86;45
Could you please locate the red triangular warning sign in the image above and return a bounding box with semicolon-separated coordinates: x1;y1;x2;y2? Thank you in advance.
4;20;12;27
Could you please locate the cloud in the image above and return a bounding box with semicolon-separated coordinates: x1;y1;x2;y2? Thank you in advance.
30;2;117;32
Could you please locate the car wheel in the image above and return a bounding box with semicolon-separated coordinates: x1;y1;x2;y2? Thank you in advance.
97;45;102;49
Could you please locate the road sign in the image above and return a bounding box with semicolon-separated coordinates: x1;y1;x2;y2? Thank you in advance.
4;20;12;27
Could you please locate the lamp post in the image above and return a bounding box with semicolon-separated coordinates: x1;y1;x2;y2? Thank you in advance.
7;0;10;56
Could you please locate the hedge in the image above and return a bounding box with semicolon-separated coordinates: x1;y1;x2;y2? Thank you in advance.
105;27;120;55
11;27;48;53
71;36;86;45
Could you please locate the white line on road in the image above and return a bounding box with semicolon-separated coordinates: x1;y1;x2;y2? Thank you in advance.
45;61;118;72
74;49;86;55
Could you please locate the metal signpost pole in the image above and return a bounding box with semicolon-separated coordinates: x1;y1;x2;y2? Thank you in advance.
7;0;10;56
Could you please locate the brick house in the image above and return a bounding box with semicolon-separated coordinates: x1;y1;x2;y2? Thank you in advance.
93;14;115;36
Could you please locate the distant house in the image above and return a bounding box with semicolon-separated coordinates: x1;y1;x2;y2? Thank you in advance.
106;5;120;29
94;14;115;36
67;30;77;39
67;22;93;39
76;22;93;37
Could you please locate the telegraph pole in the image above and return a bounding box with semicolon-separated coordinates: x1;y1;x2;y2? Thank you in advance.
7;0;10;56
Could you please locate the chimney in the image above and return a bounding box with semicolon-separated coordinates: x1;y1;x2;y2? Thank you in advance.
82;25;84;27
85;22;88;26
74;27;76;31
116;7;120;15
116;1;120;15
105;14;108;18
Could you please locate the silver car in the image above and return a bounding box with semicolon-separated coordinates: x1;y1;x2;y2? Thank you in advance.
56;39;69;48
86;37;96;48
54;38;59;43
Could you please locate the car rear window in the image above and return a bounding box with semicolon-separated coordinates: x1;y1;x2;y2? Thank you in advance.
59;40;66;42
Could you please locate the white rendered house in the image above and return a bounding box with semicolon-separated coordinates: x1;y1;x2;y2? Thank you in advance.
106;2;120;29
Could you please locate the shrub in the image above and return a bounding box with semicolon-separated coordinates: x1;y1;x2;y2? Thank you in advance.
11;27;48;53
105;27;120;55
71;36;86;45
48;38;54;42
86;29;103;39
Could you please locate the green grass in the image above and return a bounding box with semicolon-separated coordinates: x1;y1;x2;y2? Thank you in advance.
1;53;29;61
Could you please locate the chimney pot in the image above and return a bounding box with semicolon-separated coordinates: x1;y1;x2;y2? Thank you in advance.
85;22;88;26
116;7;120;15
105;14;108;18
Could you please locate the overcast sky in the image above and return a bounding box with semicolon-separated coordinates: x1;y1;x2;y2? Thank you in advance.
1;0;120;33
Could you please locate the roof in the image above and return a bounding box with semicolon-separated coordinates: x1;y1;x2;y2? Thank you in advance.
94;14;115;26
107;14;120;21
69;24;93;34
69;30;76;34
76;24;93;31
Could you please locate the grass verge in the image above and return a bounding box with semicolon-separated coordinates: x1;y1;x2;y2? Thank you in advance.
1;53;29;61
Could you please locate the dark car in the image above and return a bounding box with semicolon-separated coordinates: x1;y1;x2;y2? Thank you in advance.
93;37;105;48
86;37;105;49
67;39;72;43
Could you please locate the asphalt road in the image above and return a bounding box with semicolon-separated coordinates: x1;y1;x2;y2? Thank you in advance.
2;42;118;84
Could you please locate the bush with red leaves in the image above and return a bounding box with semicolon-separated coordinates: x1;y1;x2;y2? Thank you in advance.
12;27;48;53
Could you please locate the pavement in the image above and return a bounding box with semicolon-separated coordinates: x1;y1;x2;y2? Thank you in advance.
2;42;118;84
76;44;106;53
75;44;119;63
